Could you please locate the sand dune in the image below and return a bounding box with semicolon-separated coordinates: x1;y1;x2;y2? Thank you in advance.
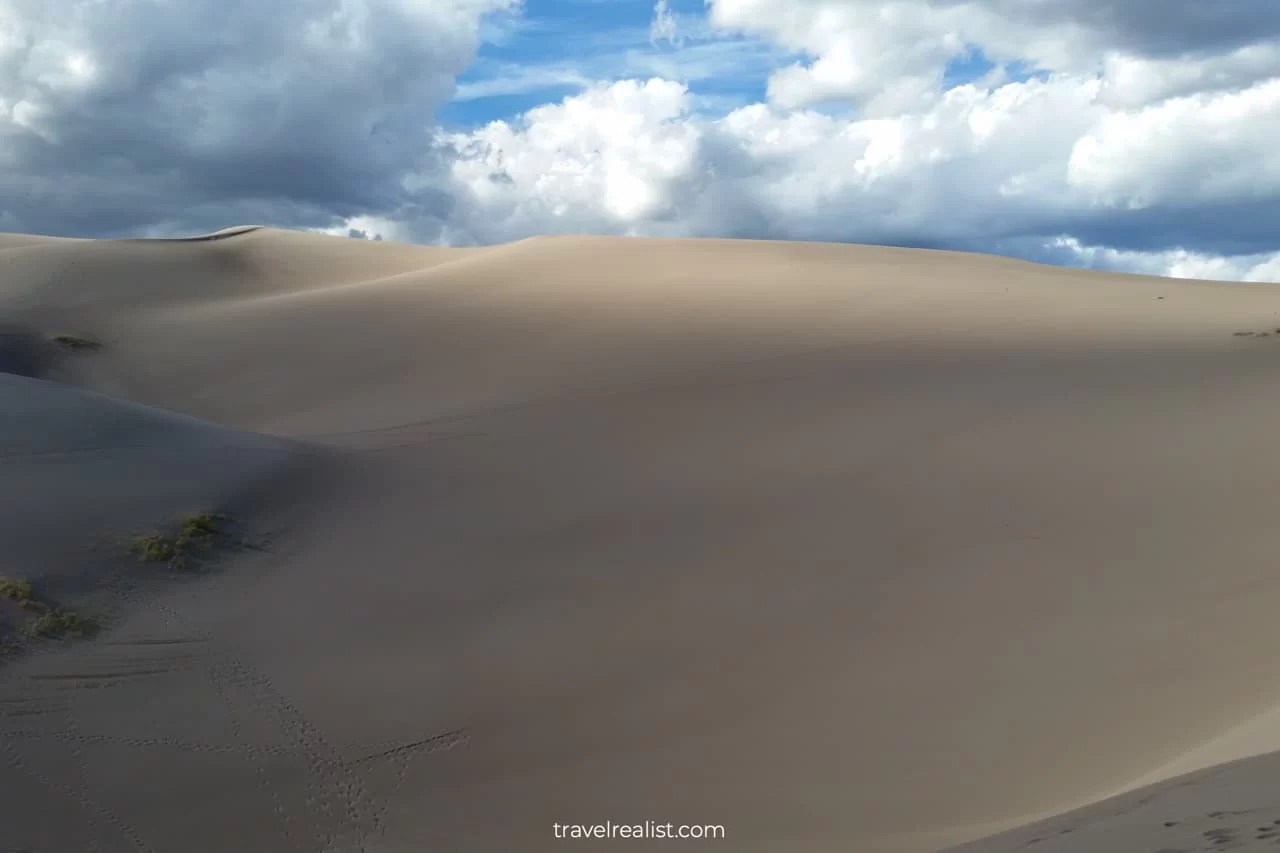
4;227;1280;852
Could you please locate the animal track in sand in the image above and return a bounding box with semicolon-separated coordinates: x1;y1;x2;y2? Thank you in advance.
94;562;468;852
1;736;154;853
4;500;471;852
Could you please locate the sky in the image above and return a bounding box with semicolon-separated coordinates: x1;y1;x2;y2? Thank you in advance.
1;0;1278;281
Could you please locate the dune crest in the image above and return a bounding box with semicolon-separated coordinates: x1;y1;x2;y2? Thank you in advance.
111;224;265;242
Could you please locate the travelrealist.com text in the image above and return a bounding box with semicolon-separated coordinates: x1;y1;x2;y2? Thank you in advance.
553;821;726;840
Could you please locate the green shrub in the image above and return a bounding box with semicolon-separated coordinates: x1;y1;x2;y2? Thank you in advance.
134;513;229;570
133;534;175;563
0;577;33;603
29;610;94;640
176;513;221;550
0;577;97;645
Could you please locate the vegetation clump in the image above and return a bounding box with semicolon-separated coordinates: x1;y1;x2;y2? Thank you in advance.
177;513;221;549
133;513;230;570
133;533;175;563
0;577;33;603
49;333;102;350
0;576;96;646
29;610;95;640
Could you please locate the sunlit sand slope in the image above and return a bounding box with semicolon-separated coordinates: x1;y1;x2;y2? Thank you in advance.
4;227;1280;852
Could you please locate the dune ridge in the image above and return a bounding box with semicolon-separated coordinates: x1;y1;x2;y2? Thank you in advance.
3;227;1280;851
113;224;265;242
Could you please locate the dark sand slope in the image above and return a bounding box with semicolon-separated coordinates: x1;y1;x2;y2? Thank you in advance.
4;228;1280;851
0;373;307;852
0;372;297;571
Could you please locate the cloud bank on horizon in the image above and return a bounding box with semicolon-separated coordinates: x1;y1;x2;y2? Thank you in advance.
1;0;1277;281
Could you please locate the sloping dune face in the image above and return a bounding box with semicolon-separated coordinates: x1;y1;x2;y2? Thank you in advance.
4;228;1280;852
0;372;295;574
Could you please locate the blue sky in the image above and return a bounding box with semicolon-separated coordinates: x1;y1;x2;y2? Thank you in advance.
446;1;835;127
438;2;1038;130
439;0;778;127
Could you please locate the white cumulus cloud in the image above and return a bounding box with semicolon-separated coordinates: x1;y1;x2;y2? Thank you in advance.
1067;79;1280;209
423;64;1279;282
436;78;703;232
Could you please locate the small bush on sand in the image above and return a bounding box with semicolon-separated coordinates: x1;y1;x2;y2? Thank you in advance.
29;610;95;640
0;578;97;647
133;533;175;563
176;513;221;550
0;577;33;603
134;513;229;570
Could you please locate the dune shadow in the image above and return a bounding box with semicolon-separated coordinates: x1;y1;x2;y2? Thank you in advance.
0;324;55;379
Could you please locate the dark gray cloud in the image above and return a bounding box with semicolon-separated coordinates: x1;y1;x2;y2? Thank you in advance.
978;0;1280;58
0;0;509;236
1057;199;1280;258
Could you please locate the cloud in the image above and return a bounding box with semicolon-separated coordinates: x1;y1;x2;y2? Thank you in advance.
1067;79;1280;209
0;0;517;237
1051;238;1280;283
1098;44;1280;108
453;64;593;101
434;78;703;232
428;69;1280;280
704;0;1280;112
650;0;680;47
972;0;1280;58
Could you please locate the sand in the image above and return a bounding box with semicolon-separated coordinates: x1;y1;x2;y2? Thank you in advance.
3;226;1280;852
